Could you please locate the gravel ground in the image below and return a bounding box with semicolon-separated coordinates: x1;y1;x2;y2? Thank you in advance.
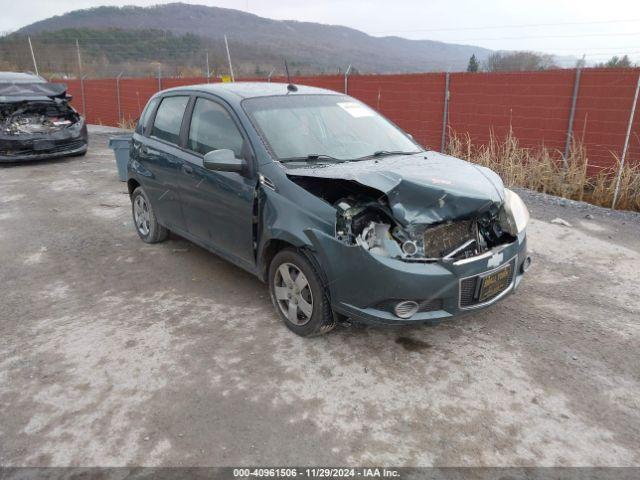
0;128;639;466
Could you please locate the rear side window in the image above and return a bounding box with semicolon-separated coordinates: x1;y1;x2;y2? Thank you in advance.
135;97;159;135
151;96;189;145
188;98;244;157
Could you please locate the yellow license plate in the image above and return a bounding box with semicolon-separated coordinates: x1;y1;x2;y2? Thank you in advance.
479;264;512;302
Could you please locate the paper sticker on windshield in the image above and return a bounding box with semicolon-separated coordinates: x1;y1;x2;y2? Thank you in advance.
337;102;374;118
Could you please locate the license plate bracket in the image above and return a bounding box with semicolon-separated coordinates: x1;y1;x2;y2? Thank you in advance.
33;140;54;151
478;263;512;302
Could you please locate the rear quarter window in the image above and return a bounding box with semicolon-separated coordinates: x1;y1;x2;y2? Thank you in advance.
150;96;189;145
135;97;159;135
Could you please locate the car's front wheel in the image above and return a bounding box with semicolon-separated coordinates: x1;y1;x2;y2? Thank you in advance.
131;186;168;243
268;248;336;337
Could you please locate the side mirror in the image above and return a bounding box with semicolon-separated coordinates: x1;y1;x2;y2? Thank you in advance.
203;149;245;172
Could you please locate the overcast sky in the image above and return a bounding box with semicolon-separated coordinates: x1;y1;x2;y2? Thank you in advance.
2;0;640;62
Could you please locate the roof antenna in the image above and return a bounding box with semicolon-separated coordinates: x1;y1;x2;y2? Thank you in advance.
284;60;297;92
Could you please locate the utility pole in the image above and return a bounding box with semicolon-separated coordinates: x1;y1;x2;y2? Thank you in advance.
224;35;235;82
612;73;640;209
27;37;38;76
76;39;86;117
75;39;83;77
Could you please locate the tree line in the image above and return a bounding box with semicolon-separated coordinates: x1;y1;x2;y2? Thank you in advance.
467;52;636;72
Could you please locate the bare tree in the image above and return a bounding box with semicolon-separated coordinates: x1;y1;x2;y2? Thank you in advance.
484;51;557;72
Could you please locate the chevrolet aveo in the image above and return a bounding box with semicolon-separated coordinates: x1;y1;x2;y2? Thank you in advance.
127;82;530;336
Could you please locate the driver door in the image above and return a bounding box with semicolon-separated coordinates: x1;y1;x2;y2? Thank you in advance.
177;96;256;269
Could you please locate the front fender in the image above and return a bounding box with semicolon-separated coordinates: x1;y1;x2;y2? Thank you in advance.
256;186;335;279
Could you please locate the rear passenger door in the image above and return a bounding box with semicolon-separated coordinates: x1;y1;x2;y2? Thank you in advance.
177;96;256;269
140;95;190;232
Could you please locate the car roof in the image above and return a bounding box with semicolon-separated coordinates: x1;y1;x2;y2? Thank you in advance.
0;71;46;83
161;82;341;100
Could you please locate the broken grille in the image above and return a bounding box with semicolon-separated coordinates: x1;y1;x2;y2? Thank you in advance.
423;220;477;258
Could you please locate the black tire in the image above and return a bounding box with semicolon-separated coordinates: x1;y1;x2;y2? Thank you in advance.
131;186;168;244
268;248;336;337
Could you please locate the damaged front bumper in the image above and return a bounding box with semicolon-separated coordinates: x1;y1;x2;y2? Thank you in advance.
307;228;528;325
0;124;88;162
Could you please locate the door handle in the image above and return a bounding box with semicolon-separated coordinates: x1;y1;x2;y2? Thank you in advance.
182;164;194;175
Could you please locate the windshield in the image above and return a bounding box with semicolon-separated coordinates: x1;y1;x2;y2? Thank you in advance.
242;94;422;162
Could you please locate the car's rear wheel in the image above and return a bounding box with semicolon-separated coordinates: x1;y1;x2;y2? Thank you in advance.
268;248;336;337
131;186;168;243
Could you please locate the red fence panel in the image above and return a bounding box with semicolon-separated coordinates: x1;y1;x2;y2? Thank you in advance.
573;68;640;169
448;70;575;155
348;73;446;151
54;69;640;167
83;79;119;126
118;78;163;122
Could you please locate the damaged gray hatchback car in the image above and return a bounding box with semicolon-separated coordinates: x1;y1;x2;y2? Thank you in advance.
128;82;531;336
0;72;88;162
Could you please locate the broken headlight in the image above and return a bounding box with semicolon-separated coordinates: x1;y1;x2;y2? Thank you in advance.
500;188;529;235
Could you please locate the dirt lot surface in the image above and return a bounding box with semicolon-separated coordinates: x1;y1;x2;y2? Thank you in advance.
1;127;639;467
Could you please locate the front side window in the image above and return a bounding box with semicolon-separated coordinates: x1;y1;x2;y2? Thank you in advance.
242;95;421;163
150;96;189;145
188;98;244;157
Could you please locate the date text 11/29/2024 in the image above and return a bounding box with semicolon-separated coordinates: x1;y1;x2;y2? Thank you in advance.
233;468;400;478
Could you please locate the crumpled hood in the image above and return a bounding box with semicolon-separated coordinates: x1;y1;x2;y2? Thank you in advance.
286;151;505;225
0;82;68;100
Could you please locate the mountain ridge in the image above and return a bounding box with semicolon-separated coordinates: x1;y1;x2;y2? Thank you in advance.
14;3;493;73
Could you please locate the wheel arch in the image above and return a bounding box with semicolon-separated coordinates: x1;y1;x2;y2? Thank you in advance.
127;178;140;196
259;238;297;282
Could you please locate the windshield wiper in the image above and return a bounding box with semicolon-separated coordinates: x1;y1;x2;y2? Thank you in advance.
280;154;343;163
356;150;418;160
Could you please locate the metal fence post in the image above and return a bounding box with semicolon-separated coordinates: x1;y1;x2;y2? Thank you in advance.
612;72;640;209
344;65;352;94
116;72;123;124
440;72;450;153
205;51;210;83
157;63;162;91
563;68;582;166
80;74;87;117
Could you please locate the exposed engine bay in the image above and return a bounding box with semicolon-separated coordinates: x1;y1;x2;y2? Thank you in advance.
1;101;80;136
334;194;514;262
288;164;517;263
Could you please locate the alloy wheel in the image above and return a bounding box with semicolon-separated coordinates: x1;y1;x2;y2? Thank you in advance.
273;262;314;326
133;195;151;236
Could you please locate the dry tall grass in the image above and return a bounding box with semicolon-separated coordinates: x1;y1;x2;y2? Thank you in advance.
446;129;640;212
117;118;137;131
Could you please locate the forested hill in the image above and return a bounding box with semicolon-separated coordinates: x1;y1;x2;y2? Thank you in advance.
2;3;491;76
